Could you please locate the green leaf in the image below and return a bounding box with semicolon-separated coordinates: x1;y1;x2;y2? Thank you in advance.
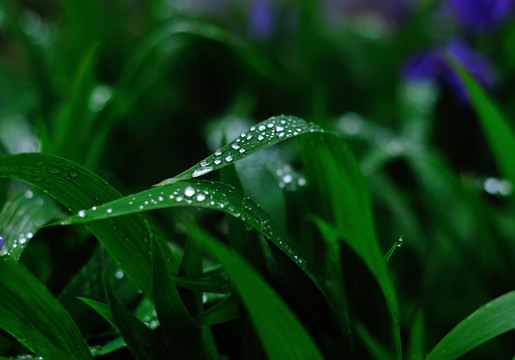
383;236;404;264
151;236;216;359
188;226;325;360
448;59;515;191
0;260;92;360
356;323;394;360
300;132;401;358
0;153;178;297
196;295;240;326
90;337;126;357
55;179;321;292
0;189;64;260
407;312;425;360
174;269;230;294
428;290;515;360
155;115;321;186
104;279;165;360
78;297;119;333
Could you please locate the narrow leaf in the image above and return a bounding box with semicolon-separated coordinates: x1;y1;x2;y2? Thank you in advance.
188;226;325;360
0;260;92;360
196;295;240;326
0;153;178;296
428;291;515;360
0;189;63;260
155;115;321;186
448;59;515;190
55;180;321;292
78;297;119;332
151;237;215;359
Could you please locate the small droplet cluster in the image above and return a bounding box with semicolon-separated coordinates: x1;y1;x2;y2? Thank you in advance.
158;115;321;185
274;165;307;191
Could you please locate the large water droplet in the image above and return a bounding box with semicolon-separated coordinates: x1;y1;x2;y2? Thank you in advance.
78;209;86;218
106;208;113;214
46;166;62;175
184;187;195;197
196;193;206;202
68;169;79;178
192;166;213;177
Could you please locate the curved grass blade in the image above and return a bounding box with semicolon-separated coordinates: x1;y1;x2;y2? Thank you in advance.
428;290;515;360
56;180;320;291
300;132;401;358
90;337;126;357
79;297;119;332
0;189;64;260
448;59;515;191
104;279;166;360
0;153;177;296
196;295;240;326
155;115;321;186
152;236;217;359
0;260;92;360
188;226;325;360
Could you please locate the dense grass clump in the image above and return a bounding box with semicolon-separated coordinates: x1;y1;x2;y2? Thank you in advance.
1;1;515;359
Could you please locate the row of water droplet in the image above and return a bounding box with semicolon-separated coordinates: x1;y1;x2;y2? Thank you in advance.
74;181;308;271
159;115;321;185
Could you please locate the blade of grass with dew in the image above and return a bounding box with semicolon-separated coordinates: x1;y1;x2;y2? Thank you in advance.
0;189;64;260
383;236;404;264
174;268;230;294
154;115;322;186
196;295;240;326
448;59;515;191
55;179;322;294
104;279;167;360
300;132;401;358
187;226;325;360
0;153;178;296
0;260;92;360
152;236;218;359
90;337;126;357
428;290;515;360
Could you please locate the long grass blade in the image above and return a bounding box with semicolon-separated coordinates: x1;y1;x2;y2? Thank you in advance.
54;179;321;291
0;260;92;360
187;226;325;360
0;153;178;297
155;115;321;186
428;290;515;360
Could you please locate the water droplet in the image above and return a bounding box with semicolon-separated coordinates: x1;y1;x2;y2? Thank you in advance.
267;123;274;128
297;258;307;269
396;236;403;248
68;169;79;178
24;190;34;199
91;206;97;211
139;205;144;210
26;232;33;239
239;148;246;154
258;125;266;131
115;270;124;279
192;166;213;177
231;143;240;150
176;195;184;202
214;158;222;165
258;135;264;141
144;200;149;205
196;193;206;202
169;194;174;199
46;166;62;175
184;187;195;197
225;155;233;162
215;150;222;156
78;209;86;218
19;237;27;245
106;208;113;214
158;196;164;201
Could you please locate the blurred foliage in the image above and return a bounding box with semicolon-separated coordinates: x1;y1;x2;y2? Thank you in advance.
1;0;515;358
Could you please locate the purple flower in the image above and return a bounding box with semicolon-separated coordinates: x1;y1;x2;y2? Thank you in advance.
249;0;275;39
403;40;496;100
447;0;515;31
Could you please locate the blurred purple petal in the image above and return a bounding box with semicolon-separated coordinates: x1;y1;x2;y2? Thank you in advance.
448;0;515;31
403;40;496;101
250;0;275;39
403;49;442;81
443;40;497;99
